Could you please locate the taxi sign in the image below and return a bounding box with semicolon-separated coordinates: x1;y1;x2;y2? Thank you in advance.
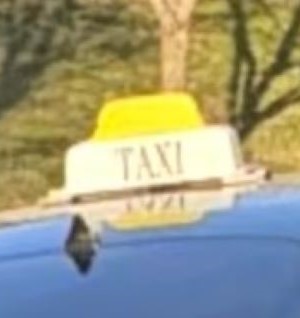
92;93;204;141
46;93;266;202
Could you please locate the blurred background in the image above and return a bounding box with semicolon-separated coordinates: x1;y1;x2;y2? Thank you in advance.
0;0;300;209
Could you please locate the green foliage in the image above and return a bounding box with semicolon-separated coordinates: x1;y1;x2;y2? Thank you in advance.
0;0;159;209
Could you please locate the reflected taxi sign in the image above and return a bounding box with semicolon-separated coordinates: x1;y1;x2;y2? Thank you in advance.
106;210;201;231
44;93;266;203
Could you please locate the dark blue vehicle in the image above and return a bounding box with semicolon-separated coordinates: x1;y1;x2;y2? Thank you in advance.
1;186;300;318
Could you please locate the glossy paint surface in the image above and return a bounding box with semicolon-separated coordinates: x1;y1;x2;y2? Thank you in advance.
1;187;300;318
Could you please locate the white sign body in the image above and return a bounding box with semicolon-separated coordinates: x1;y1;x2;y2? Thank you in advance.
64;126;244;196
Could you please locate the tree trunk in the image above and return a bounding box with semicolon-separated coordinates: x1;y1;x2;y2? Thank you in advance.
160;17;189;91
148;0;196;91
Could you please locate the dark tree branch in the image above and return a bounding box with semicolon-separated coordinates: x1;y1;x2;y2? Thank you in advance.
228;0;256;69
255;1;300;97
227;0;257;124
240;87;300;139
228;0;300;139
259;88;300;121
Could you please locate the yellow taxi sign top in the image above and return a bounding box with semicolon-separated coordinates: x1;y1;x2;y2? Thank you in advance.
107;210;201;231
92;93;205;141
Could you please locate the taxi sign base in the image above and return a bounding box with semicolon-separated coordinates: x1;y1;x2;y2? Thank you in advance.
51;125;266;202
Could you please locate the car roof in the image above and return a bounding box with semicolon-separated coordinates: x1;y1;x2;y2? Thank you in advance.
1;184;300;317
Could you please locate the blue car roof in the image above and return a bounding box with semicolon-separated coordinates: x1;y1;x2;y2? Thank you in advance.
1;186;300;318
